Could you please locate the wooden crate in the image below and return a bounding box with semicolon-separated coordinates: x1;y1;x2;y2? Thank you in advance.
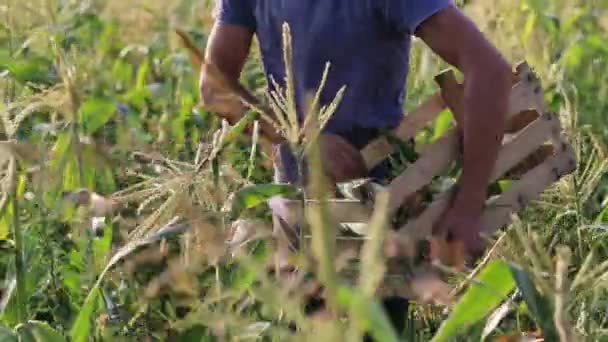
278;62;577;273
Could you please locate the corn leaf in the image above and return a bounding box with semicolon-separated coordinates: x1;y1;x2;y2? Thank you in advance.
79;98;116;135
508;263;558;341
70;220;191;341
0;55;55;85
431;260;516;342
69;287;100;342
336;286;400;342
16;321;65;342
92;222;113;274
0;323;17;342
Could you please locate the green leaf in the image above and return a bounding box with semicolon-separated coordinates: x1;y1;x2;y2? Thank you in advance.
123;88;150;110
62;269;82;300
135;58;150;91
230;184;299;219
69;221;191;342
431;260;516;342
232;267;257;292
111;60;133;88
0;323;17;342
0;197;11;241
15;326;35;342
0;332;17;341
595;204;608;224
0;278;18;328
509;264;558;341
62;159;80;192
98;20;120;56
384;133;418;164
562;43;584;68
16;321;66;342
92;222;113;274
172;325;208;341
0;56;55;85
51;133;73;164
522;12;537;43
498;180;513;192
81;142;114;191
16;175;26;200
431;109;454;142
79;98;116;135
336;286;400;342
69;287;100;342
48;133;74;195
539;14;560;36
0;234;52;327
221;111;258;149
415;129;432;147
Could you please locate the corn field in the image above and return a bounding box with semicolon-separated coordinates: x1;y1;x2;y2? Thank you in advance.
1;0;608;341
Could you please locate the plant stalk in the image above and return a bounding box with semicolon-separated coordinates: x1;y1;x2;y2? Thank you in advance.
10;158;27;323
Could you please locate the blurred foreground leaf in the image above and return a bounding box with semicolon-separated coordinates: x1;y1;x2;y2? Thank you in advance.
432;260;516;342
509;264;558;341
0;53;56;86
70;220;190;341
0;323;17;342
16;321;65;342
69;284;100;342
337;286;399;342
79;98;116;135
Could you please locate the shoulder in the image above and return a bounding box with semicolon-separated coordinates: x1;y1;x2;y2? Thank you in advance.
213;0;257;32
375;0;454;34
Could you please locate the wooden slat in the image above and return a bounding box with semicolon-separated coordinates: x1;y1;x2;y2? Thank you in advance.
301;235;367;256
436;71;544;134
387;129;460;215
281;199;373;224
384;81;551;216
298;151;577;302
492;112;561;179
361;93;447;168
295;148;575;270
286;64;554;228
479;146;576;235
396;113;560;241
267;61;578;303
361;63;545;170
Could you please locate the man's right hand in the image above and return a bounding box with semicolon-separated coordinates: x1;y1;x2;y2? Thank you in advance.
199;62;249;125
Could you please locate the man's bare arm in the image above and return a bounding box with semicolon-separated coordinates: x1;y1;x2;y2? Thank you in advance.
416;5;512;243
200;23;254;123
200;23;284;143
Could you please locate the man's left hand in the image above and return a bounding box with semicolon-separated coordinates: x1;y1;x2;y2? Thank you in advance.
434;190;487;263
436;207;485;261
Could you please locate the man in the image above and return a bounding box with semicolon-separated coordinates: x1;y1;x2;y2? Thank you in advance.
200;0;512;334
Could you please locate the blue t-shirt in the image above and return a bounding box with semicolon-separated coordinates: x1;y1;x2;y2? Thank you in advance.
214;0;452;137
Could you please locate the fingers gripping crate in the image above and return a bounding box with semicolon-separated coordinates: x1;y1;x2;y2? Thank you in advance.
280;61;577;266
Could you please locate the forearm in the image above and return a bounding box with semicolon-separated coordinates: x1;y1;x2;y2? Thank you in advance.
199;22;283;143
454;65;511;214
